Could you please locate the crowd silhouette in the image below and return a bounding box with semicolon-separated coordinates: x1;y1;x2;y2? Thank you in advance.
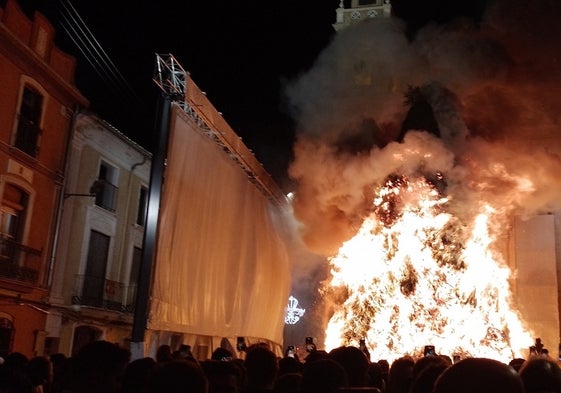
0;338;560;393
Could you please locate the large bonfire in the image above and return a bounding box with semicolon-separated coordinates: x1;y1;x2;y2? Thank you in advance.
286;0;561;363
323;168;532;362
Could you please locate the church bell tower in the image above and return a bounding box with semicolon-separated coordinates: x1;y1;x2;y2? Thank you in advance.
333;0;392;31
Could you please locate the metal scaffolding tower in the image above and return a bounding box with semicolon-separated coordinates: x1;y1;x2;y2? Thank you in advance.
131;54;186;355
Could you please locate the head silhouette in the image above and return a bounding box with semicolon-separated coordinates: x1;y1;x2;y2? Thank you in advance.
386;356;415;393
71;340;131;393
148;359;207;393
329;346;370;387
301;358;348;393
518;356;561;393
432;357;523;393
244;345;278;389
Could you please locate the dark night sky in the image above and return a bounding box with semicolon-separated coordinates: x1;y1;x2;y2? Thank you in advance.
14;0;486;188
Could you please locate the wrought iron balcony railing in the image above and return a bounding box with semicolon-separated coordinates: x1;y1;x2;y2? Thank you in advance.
93;179;118;212
0;235;42;284
71;274;137;313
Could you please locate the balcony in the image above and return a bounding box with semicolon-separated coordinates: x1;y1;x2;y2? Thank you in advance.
71;274;137;313
92;179;118;212
0;235;42;285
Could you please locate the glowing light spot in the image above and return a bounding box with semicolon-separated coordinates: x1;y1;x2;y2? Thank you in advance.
285;295;306;325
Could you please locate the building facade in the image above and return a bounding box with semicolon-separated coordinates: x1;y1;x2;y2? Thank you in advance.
0;0;88;357
48;112;151;356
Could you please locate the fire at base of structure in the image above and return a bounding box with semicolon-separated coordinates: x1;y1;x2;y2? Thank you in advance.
323;174;533;362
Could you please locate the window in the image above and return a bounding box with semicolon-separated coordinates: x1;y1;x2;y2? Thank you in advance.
81;230;110;307
0;316;14;359
358;0;377;5
0;183;40;284
0;183;28;242
15;85;43;157
94;161;118;212
136;186;148;226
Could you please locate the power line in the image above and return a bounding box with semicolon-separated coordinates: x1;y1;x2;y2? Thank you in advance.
56;0;143;108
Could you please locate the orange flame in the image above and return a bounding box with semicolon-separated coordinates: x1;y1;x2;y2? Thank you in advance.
323;175;533;363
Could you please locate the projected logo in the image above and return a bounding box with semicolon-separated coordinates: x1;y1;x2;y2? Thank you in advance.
285;295;306;325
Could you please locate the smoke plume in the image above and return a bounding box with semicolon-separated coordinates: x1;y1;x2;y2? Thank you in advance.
285;0;561;258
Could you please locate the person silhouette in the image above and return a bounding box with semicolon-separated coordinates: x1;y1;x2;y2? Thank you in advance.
70;340;131;393
432;358;523;393
518;356;561;393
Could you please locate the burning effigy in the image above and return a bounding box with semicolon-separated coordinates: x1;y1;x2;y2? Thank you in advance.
323;165;532;361
286;0;561;362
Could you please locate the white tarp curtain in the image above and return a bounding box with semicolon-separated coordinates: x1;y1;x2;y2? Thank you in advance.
148;106;291;346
